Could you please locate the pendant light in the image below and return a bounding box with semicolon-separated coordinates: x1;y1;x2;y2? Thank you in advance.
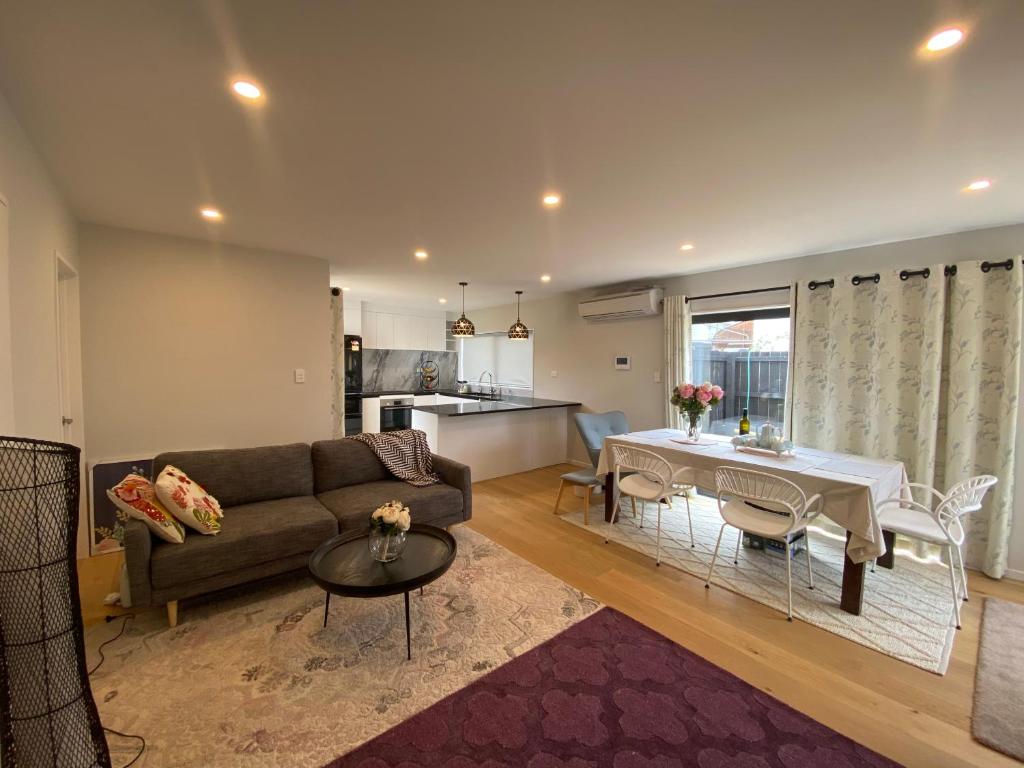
508;290;530;339
450;281;476;337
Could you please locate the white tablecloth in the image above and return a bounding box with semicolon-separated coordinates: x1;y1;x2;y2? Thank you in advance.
596;430;907;563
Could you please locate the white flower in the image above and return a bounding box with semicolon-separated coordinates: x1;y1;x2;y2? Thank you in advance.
381;506;400;525
398;508;411;531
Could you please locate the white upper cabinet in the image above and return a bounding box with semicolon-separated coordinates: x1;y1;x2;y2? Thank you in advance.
361;303;446;351
342;306;362;336
375;312;395;348
361;311;378;348
427;322;446;352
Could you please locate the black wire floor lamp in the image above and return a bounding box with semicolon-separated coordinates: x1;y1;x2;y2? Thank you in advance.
0;436;111;767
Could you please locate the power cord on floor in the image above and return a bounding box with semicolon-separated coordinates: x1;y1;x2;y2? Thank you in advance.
88;613;134;675
89;614;146;768
103;727;146;768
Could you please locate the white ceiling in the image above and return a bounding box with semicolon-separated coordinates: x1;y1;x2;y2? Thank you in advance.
0;0;1022;309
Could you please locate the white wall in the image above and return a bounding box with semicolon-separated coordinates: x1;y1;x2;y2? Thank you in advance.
0;88;81;440
79;225;332;464
474;224;1024;577
465;297;664;464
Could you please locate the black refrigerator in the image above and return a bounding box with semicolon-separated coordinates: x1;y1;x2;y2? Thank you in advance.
344;335;363;435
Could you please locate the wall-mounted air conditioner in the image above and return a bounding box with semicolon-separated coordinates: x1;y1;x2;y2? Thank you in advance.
578;288;664;322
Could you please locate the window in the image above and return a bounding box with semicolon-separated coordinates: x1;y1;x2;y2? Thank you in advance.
458;333;534;391
690;307;790;436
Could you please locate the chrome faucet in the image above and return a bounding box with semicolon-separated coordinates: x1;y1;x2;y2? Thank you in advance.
478;370;496;396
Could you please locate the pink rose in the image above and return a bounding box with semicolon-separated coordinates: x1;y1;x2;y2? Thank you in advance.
710;385;724;399
701;382;713;393
697;389;712;404
679;384;695;398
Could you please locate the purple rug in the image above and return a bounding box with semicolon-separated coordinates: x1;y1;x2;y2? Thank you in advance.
329;608;901;768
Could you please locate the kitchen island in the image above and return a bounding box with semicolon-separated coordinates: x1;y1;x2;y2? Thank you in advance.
411;395;581;481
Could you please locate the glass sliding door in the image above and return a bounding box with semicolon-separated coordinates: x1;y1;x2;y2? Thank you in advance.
690;307;790;436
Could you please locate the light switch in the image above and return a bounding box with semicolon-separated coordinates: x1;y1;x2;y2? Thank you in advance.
550;369;558;378
294;368;306;384
654;370;662;383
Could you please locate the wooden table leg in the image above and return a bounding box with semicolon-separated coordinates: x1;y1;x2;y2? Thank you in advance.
876;530;896;570
840;531;865;616
604;472;616;523
404;590;411;661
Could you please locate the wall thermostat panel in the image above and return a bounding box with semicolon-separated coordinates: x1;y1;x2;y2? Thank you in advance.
614;355;632;370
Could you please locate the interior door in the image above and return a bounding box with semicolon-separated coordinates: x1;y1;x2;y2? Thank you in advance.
55;254;79;443
0;196;12;432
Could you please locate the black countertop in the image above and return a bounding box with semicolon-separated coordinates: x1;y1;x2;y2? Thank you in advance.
358;389;471;398
411;395;582;417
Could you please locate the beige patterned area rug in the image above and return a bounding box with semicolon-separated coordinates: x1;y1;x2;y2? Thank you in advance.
972;598;1024;760
560;494;957;673
87;527;599;767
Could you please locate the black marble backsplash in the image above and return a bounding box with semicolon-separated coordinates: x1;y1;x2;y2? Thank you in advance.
362;349;458;392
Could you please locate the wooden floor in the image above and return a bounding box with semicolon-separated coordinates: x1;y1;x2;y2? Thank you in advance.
470;465;1024;768
76;463;1024;768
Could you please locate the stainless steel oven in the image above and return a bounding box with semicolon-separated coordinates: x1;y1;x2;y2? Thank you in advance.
379;396;413;432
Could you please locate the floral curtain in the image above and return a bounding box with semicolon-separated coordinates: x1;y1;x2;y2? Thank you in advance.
783;282;798;438
935;262;1022;577
792;261;1021;577
664;295;691;429
330;291;344;439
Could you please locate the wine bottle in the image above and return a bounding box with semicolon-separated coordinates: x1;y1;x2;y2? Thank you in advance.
739;408;750;435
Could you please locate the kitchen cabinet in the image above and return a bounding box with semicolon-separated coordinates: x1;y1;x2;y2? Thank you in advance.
361;305;446;351
375;312;395;349
413;394;437;406
394;314;427;351
427;322;446;352
342;306;361;336
361;311;377;348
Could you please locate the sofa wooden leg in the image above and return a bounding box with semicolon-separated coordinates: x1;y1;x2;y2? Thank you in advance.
583;485;591;526
166;600;178;628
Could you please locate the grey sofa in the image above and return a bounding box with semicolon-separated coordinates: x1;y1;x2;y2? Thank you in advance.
123;440;472;627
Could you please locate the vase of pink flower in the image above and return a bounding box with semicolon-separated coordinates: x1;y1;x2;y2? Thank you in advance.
671;381;724;441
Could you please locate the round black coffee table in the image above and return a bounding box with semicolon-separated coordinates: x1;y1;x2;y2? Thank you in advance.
308;523;457;660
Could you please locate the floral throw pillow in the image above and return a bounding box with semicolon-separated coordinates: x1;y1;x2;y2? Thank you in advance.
107;474;185;544
154;465;223;535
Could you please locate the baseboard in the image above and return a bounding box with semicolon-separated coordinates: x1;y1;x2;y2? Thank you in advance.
1003;567;1024;583
569;459;591;469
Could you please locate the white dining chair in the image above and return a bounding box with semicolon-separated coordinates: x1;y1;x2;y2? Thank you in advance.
874;475;997;630
704;466;823;621
606;445;692;563
634;464;696;549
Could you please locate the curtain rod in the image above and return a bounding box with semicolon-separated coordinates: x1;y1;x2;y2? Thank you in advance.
684;285;790;304
808;259;1020;290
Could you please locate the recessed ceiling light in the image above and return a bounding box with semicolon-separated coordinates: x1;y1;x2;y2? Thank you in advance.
541;192;562;208
199;207;223;221
680;243;695;251
231;79;263;100
414;249;429;260
540;274;552;283
964;178;992;192
341;286;351;292
925;27;965;52
438;298;447;304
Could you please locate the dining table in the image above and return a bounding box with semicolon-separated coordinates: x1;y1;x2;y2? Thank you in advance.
596;429;909;616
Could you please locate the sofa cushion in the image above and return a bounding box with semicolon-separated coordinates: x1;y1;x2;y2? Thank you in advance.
107;474;185;544
317;480;463;532
154;464;223;535
311;439;390;494
149;496;335;590
152;443;314;508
